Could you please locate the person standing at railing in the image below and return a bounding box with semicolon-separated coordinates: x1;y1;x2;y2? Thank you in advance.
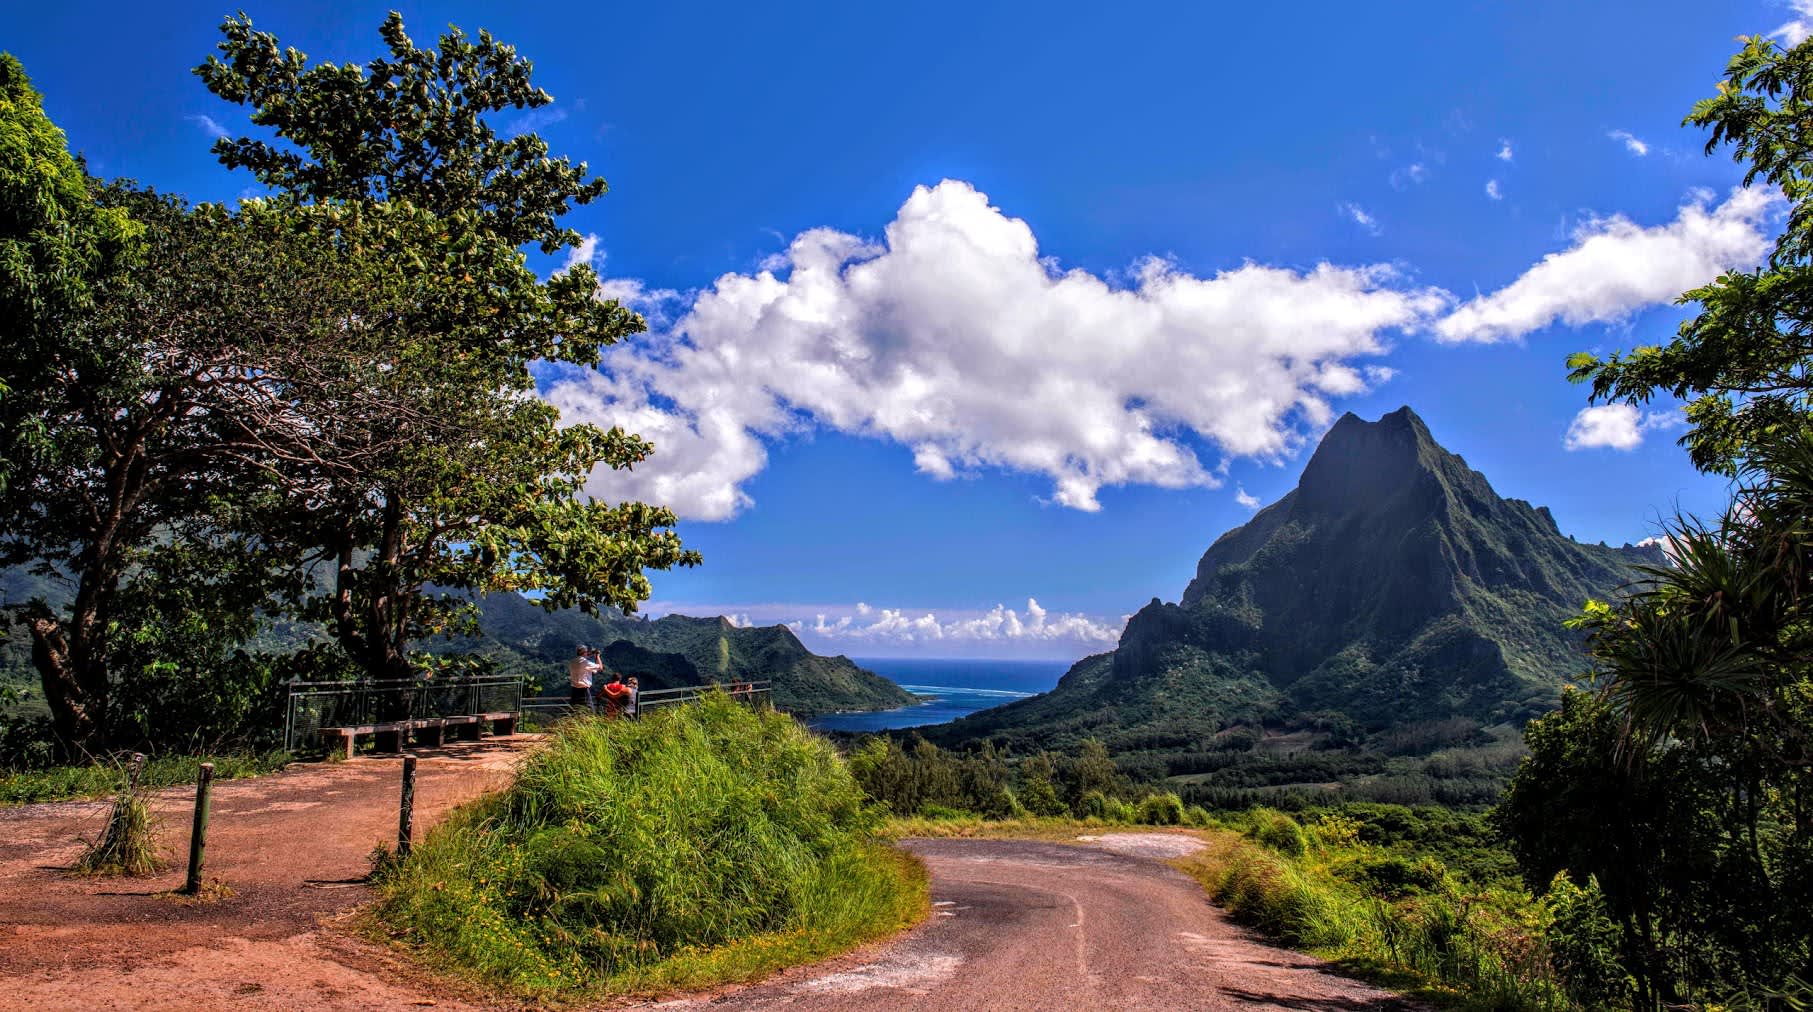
625;677;640;719
567;644;600;712
599;671;631;719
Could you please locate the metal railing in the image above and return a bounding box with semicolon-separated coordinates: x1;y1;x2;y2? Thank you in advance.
283;675;524;753
521;680;773;726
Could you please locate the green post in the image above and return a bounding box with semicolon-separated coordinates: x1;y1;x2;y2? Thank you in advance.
182;762;214;894
397;754;417;858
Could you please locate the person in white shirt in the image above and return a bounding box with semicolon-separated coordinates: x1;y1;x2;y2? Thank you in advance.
567;645;600;711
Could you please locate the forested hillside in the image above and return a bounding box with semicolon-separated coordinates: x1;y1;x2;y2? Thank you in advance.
444;592;914;716
927;408;1660;802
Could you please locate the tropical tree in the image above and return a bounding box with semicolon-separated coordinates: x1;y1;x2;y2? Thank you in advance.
1;52;139;752
0;53;140;409
193;13;698;685
1569;34;1813;475
1502;440;1813;1002
1;177;359;756
1506;33;1813;1001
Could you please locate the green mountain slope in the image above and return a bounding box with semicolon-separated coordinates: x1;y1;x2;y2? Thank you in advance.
928;407;1660;779
2;562;911;718
461;592;915;717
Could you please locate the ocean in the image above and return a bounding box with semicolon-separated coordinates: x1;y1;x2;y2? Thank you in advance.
806;656;1071;733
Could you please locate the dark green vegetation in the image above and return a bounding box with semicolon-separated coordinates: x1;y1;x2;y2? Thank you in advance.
1;15;696;762
926;407;1657;805
850;734;1132;821
444;592;914;716
1180;807;1581;1009
373;695;926;996
1497;35;1813;1008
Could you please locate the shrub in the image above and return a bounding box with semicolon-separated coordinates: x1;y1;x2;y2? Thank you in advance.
1248;808;1307;856
1544;871;1629;1008
1076;789;1114;820
1136;792;1186;826
1335;854;1445;899
376;695;921;994
1307;812;1363;850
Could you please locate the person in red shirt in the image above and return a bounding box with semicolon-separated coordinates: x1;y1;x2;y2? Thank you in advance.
598;671;632;719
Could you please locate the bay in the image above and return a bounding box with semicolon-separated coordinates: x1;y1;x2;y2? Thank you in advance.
807;657;1069;733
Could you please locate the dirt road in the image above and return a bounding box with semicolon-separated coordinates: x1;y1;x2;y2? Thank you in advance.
669;834;1415;1011
0;744;1411;1010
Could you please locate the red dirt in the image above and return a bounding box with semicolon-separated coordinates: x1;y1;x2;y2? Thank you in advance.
0;739;533;1012
0;742;1415;1011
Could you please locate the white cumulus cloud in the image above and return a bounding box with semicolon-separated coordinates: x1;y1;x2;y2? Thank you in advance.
1486;179;1504;201
1563;404;1683;451
546;180;1774;518
1235;487;1261;509
1433;186;1778;344
1774;0;1813;46
648;596;1128;657
1608;130;1650;157
802;597;1124;648
1496;139;1514;162
551;180;1443;519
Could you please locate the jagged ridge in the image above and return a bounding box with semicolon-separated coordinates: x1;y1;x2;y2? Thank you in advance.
930;407;1660;758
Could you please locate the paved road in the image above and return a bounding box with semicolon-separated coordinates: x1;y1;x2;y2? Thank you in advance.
663;835;1417;1012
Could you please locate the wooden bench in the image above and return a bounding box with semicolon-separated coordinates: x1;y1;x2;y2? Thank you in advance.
318;711;519;758
318;722;409;760
411;715;478;747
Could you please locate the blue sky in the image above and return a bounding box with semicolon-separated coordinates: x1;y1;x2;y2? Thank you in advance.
6;1;1806;660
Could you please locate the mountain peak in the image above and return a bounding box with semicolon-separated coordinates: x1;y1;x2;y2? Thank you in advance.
1296;406;1441;516
940;404;1658;764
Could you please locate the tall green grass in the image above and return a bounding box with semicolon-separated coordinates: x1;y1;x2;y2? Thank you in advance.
373;694;925;997
72;774;164;877
1176;809;1570;1009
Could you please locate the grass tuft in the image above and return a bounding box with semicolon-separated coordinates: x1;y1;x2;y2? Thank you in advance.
373;694;925;997
72;766;164;877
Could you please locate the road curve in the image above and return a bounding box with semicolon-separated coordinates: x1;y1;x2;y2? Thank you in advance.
665;835;1417;1012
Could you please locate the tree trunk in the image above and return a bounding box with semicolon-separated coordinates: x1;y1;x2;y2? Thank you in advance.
26;605;105;761
328;493;420;721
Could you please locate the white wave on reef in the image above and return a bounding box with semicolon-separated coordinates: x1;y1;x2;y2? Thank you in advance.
898;684;1035;699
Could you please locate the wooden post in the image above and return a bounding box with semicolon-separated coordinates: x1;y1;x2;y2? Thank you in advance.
127;752;145;793
182;762;214;894
397;754;417;858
